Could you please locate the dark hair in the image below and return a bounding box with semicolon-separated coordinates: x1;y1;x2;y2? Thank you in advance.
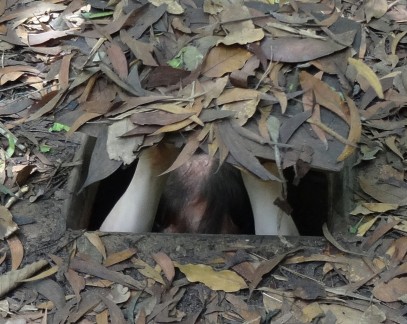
154;154;254;234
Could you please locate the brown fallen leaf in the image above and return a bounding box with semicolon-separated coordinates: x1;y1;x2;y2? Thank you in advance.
202;45;252;78
373;277;407;302
103;247;137;267
362;218;401;250
337;97;361;162
0;205;18;240
152;251;175;283
7;235;23;270
132;258;165;285
84;232;107;260
0;259;48;298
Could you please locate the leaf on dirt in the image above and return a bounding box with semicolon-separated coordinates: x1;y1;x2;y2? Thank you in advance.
21;265;59;282
174;262;247;292
106;42;128;80
202;45;252;78
201;76;229;108
131;111;194;126
30;278;66;310
69;256;144;290
218;88;260;125
337;97;361;161
28;29;74;46
64;269;85;303
217;121;279;181
150;0;184;14
359;177;407;206
364;0;388;22
348;57;384;99
7;235;23;270
218;5;264;46
300;302;324;323
373;277;407;302
357;216;379;237
351;203;399;215
132;258;165;285
249;250;296;294
25;88;68;122
103;248;137;267
0;259;48;298
84;232;107;260
385;236;407;263
261;37;347;63
67;112;102;135
384;136;404;160
299;71;349;123
145;66;190;88
152;252;175;283
279;110;313;144
362;218;401;250
121;30;157;67
99;294;127;324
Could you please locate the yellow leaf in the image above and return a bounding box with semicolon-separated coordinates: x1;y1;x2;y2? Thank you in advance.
21;265;59;282
357;216;379;236
362;203;399;213
132;258;165;285
174;262;247;292
337;97;361;161
84;232;106;260
103;248;137;267
348;57;384;99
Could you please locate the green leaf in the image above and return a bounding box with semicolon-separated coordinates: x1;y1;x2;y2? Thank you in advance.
39;145;51;153
81;11;114;19
5;135;15;158
49;123;70;132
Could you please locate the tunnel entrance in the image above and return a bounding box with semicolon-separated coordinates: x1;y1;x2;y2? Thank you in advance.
64;135;348;236
85;160;330;236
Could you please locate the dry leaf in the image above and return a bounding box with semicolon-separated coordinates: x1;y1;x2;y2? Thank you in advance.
0;260;48;298
337;97;361;161
174;262;247;292
84;232;107;260
21;265;59;282
7;235;24;270
0;205;18;239
152;251;175;283
132;258;165;285
103;248;137;267
202;45;252;78
373;278;407;302
348;57;384;99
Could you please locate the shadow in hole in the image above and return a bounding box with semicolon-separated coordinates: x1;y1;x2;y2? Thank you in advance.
88;162;328;236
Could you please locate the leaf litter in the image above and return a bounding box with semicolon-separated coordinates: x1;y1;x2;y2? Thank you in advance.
0;0;405;322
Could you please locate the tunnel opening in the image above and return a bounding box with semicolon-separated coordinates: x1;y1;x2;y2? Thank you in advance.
85;159;330;236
